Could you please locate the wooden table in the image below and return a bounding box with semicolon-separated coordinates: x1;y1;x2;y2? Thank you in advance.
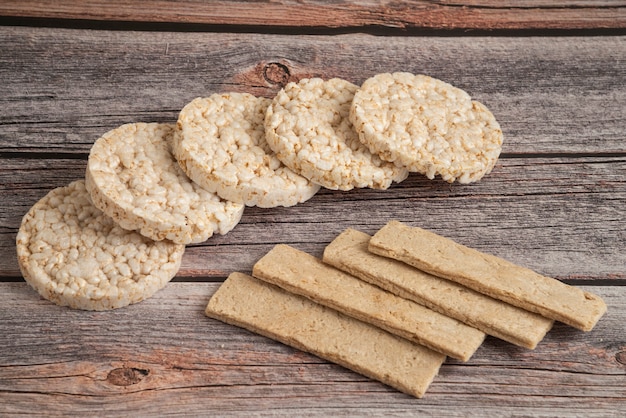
1;2;625;416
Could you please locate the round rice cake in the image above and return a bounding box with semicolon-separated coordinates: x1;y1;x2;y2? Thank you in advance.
264;77;408;191
15;180;185;311
86;122;244;244
174;93;320;208
350;72;503;184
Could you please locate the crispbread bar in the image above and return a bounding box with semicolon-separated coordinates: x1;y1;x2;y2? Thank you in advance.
323;229;553;349
206;272;445;398
252;244;485;361
369;221;607;332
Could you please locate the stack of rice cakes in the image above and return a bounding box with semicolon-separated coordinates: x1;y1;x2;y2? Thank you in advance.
17;72;504;311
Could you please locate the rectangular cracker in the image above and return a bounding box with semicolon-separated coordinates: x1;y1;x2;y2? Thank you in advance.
252;244;485;361
206;272;445;398
323;228;553;349
369;221;607;332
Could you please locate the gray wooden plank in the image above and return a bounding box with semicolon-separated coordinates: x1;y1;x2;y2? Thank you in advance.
0;282;623;416
1;157;624;281
1;27;625;154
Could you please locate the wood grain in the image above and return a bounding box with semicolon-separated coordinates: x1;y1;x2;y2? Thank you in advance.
2;157;624;281
1;27;625;156
2;4;625;415
1;27;623;283
0;282;623;415
2;1;626;30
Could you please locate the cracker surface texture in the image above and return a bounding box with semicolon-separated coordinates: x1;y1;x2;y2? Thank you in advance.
323;228;553;348
369;221;607;331
350;72;503;183
253;244;484;361
264;77;408;190
16;180;185;310
206;272;445;398
86;122;244;244
175;93;320;207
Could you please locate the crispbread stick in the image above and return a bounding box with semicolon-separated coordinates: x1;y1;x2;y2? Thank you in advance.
323;228;553;349
206;272;445;398
369;221;606;331
252;244;485;361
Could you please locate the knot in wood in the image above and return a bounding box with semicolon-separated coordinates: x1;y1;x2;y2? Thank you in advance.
616;351;626;366
263;62;290;87
107;367;149;386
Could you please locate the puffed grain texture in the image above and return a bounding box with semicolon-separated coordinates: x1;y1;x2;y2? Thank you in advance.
16;180;185;310
252;244;484;361
205;272;446;398
350;72;503;183
264;77;408;190
86;122;244;244
174;93;320;207
323;228;553;348
369;221;607;331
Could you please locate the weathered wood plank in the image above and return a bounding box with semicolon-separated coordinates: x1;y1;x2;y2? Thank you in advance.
0;283;623;416
2;5;623;416
1;0;626;30
1;27;625;154
1;157;624;281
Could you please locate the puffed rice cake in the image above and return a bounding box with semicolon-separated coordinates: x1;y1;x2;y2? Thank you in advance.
350;72;503;184
86;122;244;244
16;180;185;311
264;77;408;190
174;93;320;208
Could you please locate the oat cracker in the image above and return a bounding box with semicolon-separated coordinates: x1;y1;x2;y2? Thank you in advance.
350;72;503;183
369;221;607;331
252;244;485;361
175;93;320;207
86;122;244;244
323;228;553;349
264;77;408;190
16;180;185;310
206;272;445;398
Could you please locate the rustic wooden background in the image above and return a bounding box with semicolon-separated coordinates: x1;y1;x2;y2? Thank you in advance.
1;1;625;416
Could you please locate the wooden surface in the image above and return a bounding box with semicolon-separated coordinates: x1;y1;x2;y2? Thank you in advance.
2;1;626;30
1;2;625;416
1;283;624;416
